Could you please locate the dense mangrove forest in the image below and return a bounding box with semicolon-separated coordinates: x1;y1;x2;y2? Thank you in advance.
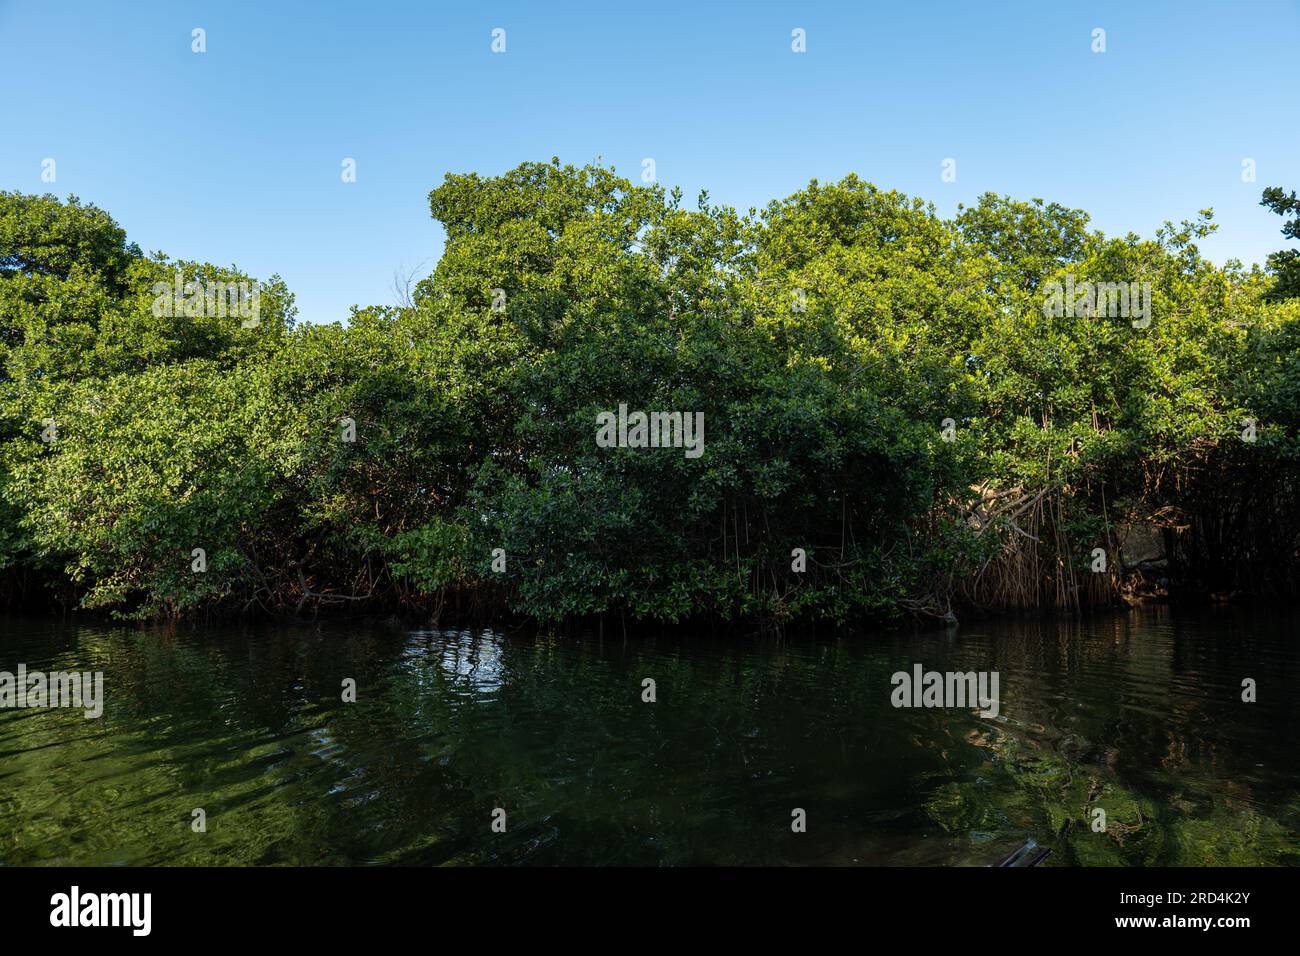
2;164;1299;627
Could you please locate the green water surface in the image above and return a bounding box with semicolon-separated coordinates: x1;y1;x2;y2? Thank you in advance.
0;607;1295;866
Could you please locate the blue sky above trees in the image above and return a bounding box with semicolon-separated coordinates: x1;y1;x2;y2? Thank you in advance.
1;0;1295;323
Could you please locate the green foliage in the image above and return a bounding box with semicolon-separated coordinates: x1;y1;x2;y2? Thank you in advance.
2;166;1297;622
1261;186;1300;301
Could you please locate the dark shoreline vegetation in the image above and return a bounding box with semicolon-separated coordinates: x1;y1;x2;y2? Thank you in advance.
2;162;1299;627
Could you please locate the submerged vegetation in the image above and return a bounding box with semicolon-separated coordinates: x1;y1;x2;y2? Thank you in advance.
2;162;1299;624
3;613;1296;866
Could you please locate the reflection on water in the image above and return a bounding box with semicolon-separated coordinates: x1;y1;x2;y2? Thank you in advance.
0;607;1295;866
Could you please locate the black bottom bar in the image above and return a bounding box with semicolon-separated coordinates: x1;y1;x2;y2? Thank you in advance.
1;866;1292;941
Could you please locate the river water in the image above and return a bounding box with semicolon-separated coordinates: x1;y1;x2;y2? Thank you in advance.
0;607;1295;865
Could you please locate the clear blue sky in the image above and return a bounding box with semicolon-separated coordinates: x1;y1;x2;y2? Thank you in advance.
2;0;1296;324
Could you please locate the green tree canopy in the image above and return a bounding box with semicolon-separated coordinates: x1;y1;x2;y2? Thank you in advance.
1;166;1296;623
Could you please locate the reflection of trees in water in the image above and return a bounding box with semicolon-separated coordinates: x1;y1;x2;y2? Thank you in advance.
1;615;1296;866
